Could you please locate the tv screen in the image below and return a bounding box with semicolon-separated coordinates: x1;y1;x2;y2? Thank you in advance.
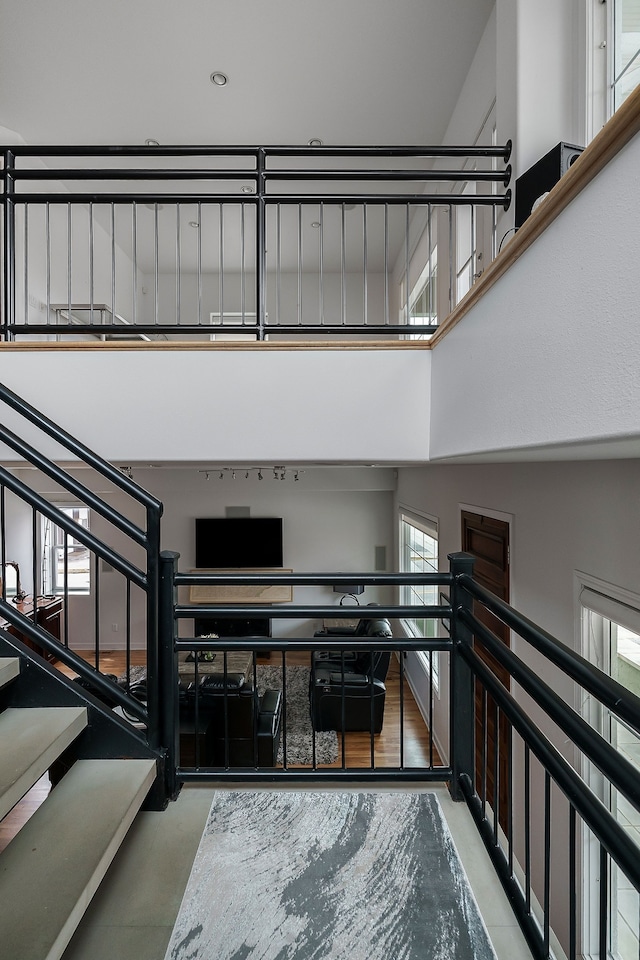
195;517;283;569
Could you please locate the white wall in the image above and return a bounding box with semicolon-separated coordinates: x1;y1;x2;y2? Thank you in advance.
396;457;640;955
430;129;640;461
0;347;431;464
5;466;395;649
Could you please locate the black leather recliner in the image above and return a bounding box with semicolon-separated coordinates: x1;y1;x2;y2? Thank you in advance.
310;616;393;733
181;674;282;767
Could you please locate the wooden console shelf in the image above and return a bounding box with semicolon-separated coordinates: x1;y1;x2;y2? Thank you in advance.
188;569;293;604
0;596;63;662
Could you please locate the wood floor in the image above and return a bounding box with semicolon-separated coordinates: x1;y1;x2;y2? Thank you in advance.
1;649;441;854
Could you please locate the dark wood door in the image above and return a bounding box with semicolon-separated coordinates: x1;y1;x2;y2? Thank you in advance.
461;511;510;827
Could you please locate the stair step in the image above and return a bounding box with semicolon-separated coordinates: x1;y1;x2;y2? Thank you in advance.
0;757;156;960
0;707;87;820
0;658;20;689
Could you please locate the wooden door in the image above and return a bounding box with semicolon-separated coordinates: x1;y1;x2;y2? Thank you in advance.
461;511;510;827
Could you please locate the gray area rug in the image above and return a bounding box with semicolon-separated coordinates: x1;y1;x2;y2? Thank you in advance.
118;663;338;765
165;791;497;960
257;664;338;765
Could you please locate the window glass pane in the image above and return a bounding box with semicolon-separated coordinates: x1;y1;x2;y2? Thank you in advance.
43;507;90;595
399;512;438;650
614;0;640;110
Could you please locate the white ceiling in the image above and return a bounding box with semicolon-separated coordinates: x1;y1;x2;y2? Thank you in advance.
1;0;494;147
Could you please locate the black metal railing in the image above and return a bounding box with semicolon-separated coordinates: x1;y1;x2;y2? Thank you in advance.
456;571;640;960
0;380;164;755
158;560;456;798
1;142;511;342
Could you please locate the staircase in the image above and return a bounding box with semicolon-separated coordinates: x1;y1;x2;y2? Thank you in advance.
0;652;158;960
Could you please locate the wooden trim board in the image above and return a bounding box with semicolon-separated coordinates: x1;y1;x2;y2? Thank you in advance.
188;569;293;604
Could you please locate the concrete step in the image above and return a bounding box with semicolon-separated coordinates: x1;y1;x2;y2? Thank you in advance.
0;657;20;689
0;707;87;820
0;757;156;960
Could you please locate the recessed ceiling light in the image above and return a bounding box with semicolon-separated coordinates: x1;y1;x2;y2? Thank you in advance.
189;220;200;228
311;221;321;228
241;185;253;194
211;72;228;86
145;139;160;146
308;138;323;146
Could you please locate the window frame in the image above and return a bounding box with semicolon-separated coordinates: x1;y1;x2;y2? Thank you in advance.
398;507;440;691
42;505;91;596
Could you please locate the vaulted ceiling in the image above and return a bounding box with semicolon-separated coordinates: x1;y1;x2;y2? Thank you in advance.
1;0;494;147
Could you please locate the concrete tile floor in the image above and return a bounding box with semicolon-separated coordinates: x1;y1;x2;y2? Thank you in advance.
61;782;532;960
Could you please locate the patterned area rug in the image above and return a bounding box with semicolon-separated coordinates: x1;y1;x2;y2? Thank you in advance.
165;792;497;960
257;664;338;766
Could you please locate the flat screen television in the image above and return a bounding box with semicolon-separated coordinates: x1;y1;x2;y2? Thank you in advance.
195;517;283;569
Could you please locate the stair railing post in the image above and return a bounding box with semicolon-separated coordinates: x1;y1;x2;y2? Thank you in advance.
159;550;180;802
448;551;476;801
2;148;16;342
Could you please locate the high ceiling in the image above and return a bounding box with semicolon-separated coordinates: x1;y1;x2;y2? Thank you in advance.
0;0;494;147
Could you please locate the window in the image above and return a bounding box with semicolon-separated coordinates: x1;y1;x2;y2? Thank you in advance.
580;575;640;959
613;0;640;112
42;507;91;595
399;510;439;686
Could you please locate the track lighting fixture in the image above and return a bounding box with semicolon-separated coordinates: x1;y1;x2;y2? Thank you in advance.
198;466;303;481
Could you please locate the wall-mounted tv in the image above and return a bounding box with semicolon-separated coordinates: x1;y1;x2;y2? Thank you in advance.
195;517;284;569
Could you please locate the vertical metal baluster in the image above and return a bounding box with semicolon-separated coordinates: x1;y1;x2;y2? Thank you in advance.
481;686;488;819
31;510;38;630
470;203;476;287
240;203;245;325
197;201;203;327
219;203;224;325
384;203;389;327
599;845;608;960
94;553;100;671
525;744;531;913
223;650;229;769
297;205;303;326
252;650;258;768
405;203;410;327
63;530;69;646
45;203;51;331
507;724;514;876
399;647;405;769
276;204;281;323
281;649;288;769
319;202;324;325
569;804;577;960
132;203;138;328
341;203;346;325
23;207;28;329
429;649;434;768
448;204;454;314
428;204;433;324
363;204;368;327
340;650;346;769
67;203;72;325
544;771;551;956
111;203;116;326
369;647;375;769
126;579;132;685
493;702;499;839
154;203;159;328
63;529;69;649
194;657;200;769
175;205;181;326
89;203;94;327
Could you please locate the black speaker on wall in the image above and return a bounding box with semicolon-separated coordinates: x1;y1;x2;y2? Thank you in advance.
515;142;583;228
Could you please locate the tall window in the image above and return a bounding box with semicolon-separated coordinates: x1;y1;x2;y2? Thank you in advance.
580;576;640;959
42;506;91;595
399;510;439;685
613;0;640;111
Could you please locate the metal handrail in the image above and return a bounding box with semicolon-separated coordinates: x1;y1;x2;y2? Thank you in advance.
458;572;640;734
